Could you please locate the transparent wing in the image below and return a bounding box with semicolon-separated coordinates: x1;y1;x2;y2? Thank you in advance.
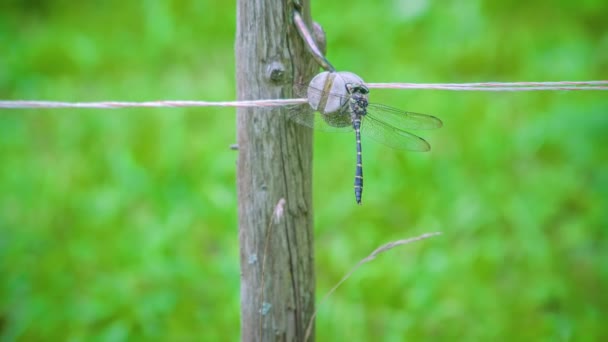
287;83;353;132
366;103;443;130
288;82;441;143
286;103;352;132
361;114;432;151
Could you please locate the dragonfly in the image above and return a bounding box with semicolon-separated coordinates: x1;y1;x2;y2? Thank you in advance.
288;72;443;204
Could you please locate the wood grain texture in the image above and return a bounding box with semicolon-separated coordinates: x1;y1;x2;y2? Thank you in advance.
235;0;318;340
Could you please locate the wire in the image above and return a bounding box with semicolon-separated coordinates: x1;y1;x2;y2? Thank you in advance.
1;81;605;110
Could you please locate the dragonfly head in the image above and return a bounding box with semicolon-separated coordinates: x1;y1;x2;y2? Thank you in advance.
345;83;370;96
345;83;369;115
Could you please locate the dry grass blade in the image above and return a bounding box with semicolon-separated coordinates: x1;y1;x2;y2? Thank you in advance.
304;231;442;341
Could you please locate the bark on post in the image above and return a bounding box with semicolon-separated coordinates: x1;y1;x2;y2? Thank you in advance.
236;0;317;341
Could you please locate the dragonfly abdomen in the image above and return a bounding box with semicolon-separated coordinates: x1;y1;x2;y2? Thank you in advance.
353;118;363;204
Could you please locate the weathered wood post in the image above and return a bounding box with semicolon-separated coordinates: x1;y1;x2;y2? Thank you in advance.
235;0;317;340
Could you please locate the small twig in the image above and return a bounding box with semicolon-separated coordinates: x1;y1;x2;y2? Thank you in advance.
304;231;442;341
292;8;335;72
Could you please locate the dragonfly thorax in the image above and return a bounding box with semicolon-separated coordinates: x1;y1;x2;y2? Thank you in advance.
346;83;369;117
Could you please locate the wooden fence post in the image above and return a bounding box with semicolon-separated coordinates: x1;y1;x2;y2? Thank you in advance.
235;0;317;340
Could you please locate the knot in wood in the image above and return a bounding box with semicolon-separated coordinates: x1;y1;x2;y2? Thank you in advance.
266;61;286;83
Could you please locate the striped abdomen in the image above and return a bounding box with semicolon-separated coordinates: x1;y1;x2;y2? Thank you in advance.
353;118;363;204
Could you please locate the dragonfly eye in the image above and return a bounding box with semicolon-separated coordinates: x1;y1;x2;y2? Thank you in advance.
346;83;369;95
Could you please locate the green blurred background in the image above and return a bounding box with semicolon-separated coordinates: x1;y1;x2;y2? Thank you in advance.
1;0;607;340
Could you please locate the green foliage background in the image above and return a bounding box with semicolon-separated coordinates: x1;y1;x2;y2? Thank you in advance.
1;0;607;340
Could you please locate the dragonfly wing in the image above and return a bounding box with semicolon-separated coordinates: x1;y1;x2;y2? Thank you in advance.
361;114;432;151
366;103;443;130
288;83;353;132
286;103;353;133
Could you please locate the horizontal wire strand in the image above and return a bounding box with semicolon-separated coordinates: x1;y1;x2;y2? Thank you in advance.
0;99;308;109
367;80;608;91
1;81;606;109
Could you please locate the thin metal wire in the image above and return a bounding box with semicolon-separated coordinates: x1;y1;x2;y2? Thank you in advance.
367;80;608;91
1;81;606;110
395;81;608;87
0;99;308;109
